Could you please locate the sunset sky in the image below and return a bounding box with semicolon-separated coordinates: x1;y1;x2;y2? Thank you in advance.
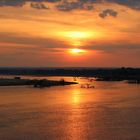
0;0;140;67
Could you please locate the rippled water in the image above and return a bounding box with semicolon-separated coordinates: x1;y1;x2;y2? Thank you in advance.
0;76;140;140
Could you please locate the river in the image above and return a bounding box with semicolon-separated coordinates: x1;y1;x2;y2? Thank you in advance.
0;76;140;140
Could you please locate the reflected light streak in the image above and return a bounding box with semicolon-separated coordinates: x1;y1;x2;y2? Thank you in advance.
72;89;81;104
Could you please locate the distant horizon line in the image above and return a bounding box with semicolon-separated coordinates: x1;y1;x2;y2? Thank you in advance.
0;66;139;69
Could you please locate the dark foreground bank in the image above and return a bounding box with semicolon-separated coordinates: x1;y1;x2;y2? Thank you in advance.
0;78;77;87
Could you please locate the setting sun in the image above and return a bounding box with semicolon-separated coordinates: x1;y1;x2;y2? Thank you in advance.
69;48;86;54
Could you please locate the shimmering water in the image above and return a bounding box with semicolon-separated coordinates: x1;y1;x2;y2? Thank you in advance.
0;76;140;140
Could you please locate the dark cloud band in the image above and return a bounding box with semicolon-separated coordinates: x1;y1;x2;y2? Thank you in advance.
0;0;140;11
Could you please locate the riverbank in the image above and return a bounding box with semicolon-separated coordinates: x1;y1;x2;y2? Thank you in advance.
0;67;140;84
0;78;78;87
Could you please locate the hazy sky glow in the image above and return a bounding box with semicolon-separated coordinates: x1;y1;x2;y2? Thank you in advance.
0;0;140;67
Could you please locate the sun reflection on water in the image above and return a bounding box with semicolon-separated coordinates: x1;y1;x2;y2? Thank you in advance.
71;89;81;104
66;88;86;140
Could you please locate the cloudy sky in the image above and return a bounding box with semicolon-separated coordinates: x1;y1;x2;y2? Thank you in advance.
0;0;140;67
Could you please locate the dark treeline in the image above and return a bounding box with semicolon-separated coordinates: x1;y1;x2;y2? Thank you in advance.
0;67;140;80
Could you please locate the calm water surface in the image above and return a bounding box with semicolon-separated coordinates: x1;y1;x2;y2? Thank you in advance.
0;76;140;140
